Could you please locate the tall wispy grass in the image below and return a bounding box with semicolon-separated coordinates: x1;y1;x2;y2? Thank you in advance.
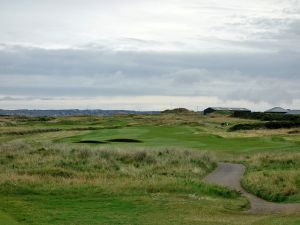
240;152;300;202
0;140;230;198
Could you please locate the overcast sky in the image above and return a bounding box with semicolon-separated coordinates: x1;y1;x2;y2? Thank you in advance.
0;0;299;110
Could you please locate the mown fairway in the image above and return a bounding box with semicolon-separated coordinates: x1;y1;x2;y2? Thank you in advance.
0;112;300;225
60;125;300;153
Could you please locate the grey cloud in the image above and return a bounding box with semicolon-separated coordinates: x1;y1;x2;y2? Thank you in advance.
0;96;26;101
225;87;295;105
0;96;53;101
1;44;299;77
0;44;299;105
219;11;300;52
170;69;211;86
286;20;300;36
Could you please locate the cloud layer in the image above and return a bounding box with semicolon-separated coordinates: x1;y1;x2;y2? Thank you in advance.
0;0;299;110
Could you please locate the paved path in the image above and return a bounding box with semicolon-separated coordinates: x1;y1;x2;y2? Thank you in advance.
204;163;300;214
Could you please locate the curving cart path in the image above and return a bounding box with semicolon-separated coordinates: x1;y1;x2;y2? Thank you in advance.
204;163;300;214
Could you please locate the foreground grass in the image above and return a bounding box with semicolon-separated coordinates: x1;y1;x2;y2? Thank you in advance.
0;141;298;225
0;140;254;225
1;192;299;225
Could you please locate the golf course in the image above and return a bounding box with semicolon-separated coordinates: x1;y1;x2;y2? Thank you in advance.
0;111;300;225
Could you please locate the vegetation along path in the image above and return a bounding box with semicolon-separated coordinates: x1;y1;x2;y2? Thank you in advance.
204;163;300;214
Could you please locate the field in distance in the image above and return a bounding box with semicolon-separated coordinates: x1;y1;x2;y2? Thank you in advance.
0;112;299;225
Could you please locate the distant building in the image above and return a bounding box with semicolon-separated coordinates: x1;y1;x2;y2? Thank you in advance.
264;107;300;115
287;110;300;115
203;107;251;115
264;107;289;114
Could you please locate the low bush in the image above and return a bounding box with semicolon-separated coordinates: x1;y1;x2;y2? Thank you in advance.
229;121;300;131
233;111;300;122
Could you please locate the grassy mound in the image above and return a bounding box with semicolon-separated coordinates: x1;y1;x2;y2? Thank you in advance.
161;108;193;114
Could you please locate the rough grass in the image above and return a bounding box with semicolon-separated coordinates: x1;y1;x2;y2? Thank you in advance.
0;140;222;196
240;153;300;202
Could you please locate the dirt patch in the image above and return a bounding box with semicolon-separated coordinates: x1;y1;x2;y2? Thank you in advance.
76;138;143;144
76;140;107;144
204;163;300;214
106;138;143;143
288;129;300;134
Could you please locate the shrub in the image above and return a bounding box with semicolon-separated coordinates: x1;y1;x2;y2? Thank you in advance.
233;111;300;122
228;121;300;131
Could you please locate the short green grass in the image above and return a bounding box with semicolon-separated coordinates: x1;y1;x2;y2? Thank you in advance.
0;211;19;225
59;125;300;154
